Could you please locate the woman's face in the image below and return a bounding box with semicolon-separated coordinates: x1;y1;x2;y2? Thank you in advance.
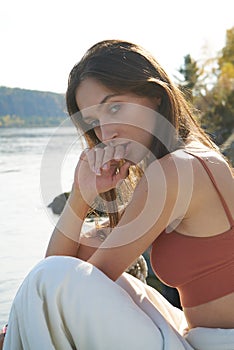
75;78;161;164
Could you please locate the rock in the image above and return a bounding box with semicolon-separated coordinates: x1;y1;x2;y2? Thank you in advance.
48;192;70;215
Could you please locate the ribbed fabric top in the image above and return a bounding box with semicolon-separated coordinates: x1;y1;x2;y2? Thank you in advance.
151;152;234;307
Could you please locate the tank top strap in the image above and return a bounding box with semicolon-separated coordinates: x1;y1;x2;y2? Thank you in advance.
184;150;234;226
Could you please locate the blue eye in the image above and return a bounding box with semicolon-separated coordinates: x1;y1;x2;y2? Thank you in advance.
110;104;121;114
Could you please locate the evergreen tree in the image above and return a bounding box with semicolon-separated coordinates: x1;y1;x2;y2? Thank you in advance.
177;54;199;101
203;26;234;142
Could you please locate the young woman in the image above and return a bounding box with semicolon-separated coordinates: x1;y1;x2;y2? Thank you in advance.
2;40;234;349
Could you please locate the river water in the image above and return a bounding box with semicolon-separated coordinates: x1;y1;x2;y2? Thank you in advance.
0;123;85;325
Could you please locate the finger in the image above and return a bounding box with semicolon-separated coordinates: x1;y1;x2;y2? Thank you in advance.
113;144;125;161
113;161;131;186
94;147;104;175
80;148;89;161
84;148;96;172
108;161;120;176
101;146;115;170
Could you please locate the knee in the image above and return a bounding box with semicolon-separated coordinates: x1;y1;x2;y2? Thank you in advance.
19;256;111;304
17;256;90;297
30;256;90;282
38;255;80;273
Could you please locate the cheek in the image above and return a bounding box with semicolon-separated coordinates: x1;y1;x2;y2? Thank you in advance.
128;127;153;149
129;110;156;136
141;131;154;148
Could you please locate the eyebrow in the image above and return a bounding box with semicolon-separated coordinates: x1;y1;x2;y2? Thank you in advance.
98;93;121;107
82;93;122;121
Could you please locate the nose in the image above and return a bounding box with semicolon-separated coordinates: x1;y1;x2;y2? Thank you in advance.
99;123;118;144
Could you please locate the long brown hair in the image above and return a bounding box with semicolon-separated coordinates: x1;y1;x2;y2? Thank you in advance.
66;39;216;226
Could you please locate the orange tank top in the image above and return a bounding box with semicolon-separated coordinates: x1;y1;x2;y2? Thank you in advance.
150;153;234;307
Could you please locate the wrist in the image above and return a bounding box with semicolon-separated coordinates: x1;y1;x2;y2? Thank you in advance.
55;192;87;242
70;183;96;209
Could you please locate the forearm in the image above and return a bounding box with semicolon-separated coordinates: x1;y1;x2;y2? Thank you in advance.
45;146;130;258
45;187;91;257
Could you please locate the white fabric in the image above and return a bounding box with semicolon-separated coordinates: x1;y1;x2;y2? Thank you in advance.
184;328;234;350
3;256;234;350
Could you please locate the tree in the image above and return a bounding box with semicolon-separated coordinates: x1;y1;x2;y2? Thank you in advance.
206;27;234;142
194;26;234;143
176;54;200;101
219;27;234;67
177;27;234;144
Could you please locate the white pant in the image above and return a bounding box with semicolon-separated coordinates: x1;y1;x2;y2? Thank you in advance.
3;256;234;350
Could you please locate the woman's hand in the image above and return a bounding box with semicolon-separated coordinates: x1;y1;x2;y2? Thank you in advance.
73;145;131;202
46;144;131;257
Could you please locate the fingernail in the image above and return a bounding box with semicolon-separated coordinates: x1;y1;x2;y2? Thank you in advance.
102;163;108;170
95;168;101;176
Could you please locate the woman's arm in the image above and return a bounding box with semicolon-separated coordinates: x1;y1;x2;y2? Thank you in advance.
45;187;91;257
45;148;191;266
75;226;110;261
45;148;130;258
88;154;193;280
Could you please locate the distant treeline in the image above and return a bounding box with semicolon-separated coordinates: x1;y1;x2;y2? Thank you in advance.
0;86;67;127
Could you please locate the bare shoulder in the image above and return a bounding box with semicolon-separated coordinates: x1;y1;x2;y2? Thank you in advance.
140;150;196;223
166;146;233;185
183;147;233;195
182;145;233;215
147;149;195;187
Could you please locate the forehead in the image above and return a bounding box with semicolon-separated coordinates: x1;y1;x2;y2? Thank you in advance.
75;78;115;111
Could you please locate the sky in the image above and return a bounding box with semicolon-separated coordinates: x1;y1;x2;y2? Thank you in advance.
0;0;234;94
